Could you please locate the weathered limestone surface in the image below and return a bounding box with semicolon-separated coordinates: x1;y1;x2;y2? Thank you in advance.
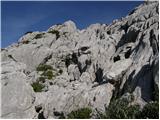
1;1;159;118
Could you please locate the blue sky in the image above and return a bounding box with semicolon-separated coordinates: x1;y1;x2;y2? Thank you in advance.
1;1;143;48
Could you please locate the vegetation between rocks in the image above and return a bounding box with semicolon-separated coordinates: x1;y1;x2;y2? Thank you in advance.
34;33;44;39
100;98;140;119
36;64;53;71
35;64;63;89
67;108;92;119
62;99;159;119
48;30;60;39
31;81;45;92
38;76;45;83
41;70;54;80
37;64;54;80
96;97;159;119
138;101;159;119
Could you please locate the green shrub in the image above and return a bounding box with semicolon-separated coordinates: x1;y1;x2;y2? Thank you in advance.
137;102;159;119
67;108;92;119
31;82;44;92
96;97;159;119
38;77;45;83
127;105;141;119
48;30;60;39
36;64;53;71
36;64;61;80
95;110;107;119
42;70;54;80
35;33;44;39
105;98;129;119
101;98;140;119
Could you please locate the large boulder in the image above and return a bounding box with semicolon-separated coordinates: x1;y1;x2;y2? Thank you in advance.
1;61;36;118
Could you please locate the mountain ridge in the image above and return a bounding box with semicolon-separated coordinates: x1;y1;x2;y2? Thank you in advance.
1;1;159;118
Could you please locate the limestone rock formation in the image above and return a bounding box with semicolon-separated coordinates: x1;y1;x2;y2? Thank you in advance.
1;1;159;118
1;61;36;118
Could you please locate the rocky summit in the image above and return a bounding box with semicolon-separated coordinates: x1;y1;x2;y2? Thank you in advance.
1;1;159;119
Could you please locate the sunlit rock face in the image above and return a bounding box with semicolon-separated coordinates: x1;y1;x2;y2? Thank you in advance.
1;1;159;118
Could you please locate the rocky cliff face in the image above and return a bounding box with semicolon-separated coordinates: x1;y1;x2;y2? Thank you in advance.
1;1;159;118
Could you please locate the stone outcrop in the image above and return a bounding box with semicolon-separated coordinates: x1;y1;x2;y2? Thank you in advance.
1;1;159;118
1;61;36;118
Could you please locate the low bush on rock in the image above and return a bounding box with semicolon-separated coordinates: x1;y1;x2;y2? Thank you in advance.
36;64;53;71
38;77;45;83
34;33;44;39
48;30;60;39
41;70;54;80
103;98;140;119
31;81;44;92
137;101;159;119
67;108;92;119
96;97;159;119
37;64;63;81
